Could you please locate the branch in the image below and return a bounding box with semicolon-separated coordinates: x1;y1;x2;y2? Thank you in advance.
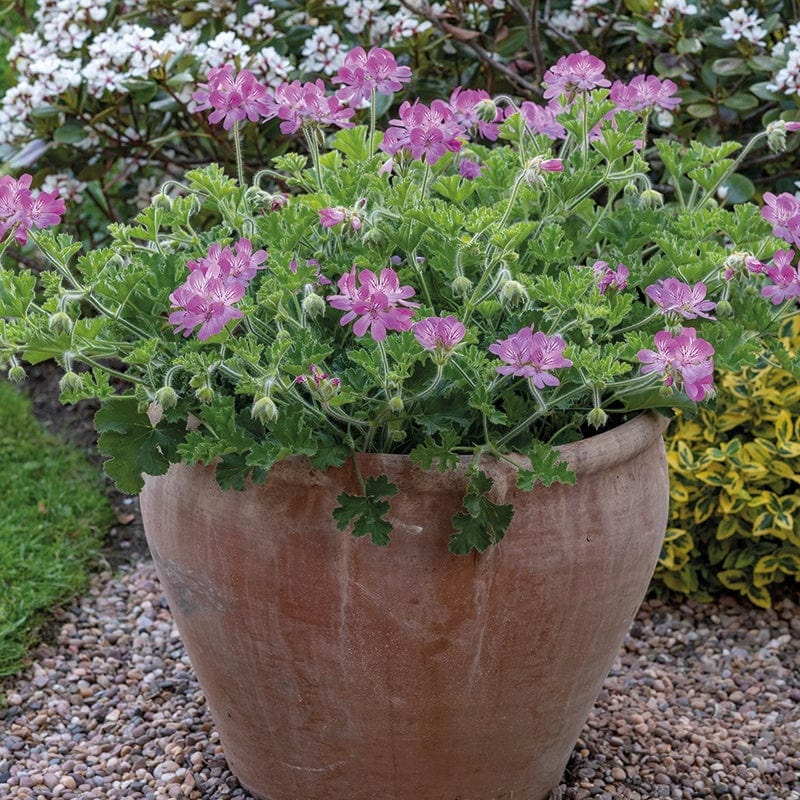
396;0;541;96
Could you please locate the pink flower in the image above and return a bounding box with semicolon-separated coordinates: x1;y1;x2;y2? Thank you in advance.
610;75;681;112
327;266;419;342
333;46;412;106
458;158;482;179
542;51;610;100
268;80;355;135
762;249;800;304
169;239;266;340
319;207;347;228
761;192;800;247
191;65;272;130
0;173;65;245
412;315;466;354
638;328;715;402
380;100;466;165
224;238;268;282
489;327;572;388
169;271;246;340
447;87;502;141
517;102;567;140
645;278;716;320
591;261;629;295
523;156;564;188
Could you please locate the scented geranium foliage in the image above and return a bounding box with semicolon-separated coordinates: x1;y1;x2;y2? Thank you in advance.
2;50;800;554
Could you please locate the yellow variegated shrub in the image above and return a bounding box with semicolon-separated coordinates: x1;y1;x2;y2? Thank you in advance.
655;319;800;608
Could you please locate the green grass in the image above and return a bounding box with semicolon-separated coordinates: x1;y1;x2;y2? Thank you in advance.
0;380;113;677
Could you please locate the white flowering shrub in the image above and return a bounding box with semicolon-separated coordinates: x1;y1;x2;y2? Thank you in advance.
0;0;444;240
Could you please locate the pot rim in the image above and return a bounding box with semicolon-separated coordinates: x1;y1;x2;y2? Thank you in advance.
156;411;670;492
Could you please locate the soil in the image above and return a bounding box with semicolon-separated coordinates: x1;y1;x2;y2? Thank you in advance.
20;362;151;567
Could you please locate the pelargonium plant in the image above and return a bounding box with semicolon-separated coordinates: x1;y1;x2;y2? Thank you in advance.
2;48;800;554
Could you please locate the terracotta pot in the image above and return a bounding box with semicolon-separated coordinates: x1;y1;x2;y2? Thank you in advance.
140;412;670;800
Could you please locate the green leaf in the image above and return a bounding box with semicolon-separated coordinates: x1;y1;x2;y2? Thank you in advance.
516;441;576;491
676;37;702;55
333;473;398;547
53;123;88;144
0;269;36;317
309;436;350;471
711;58;747;76
409;431;461;472
95;397;186;494
449;469;514;555
719;174;755;204
686;103;716;119
332;126;370;162
215;453;252;491
721;93;758;112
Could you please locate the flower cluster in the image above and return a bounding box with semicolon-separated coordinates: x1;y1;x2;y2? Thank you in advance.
327;267;418;341
191;65;272;130
169;239;267;340
0;174;65;246
638;328;714;402
489;329;573;389
518;59;680;141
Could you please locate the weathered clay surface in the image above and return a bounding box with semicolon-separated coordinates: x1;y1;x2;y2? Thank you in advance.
140;413;670;800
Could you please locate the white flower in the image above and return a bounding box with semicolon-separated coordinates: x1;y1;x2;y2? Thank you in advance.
299;25;346;76
386;8;433;44
768;48;800;96
194;32;251;69
152;26;202;63
550;10;590;34
342;0;388;38
247;47;293;90
232;3;277;41
651;0;698;30
720;8;767;47
41;173;87;203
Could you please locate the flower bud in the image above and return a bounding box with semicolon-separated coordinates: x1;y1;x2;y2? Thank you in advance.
361;228;385;246
587;407;608;429
389;428;407;443
195;385;214;404
623;182;639;199
244;187;275;207
451;275;473;296
715;299;733;317
48;311;73;334
474;98;499;124
765;120;800;153
154;385;178;410
59;370;81;393
302;292;326;318
252;395;279;423
388;395;404;413
639;189;664;209
152;191;173;211
499;279;528;307
8;364;25;383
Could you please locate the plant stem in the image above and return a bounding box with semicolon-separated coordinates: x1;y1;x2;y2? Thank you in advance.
233;120;245;186
369;88;377;159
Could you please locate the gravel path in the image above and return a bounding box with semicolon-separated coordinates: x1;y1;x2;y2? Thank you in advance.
1;558;798;800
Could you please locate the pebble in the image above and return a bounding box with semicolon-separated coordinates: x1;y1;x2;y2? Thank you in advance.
1;561;799;800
